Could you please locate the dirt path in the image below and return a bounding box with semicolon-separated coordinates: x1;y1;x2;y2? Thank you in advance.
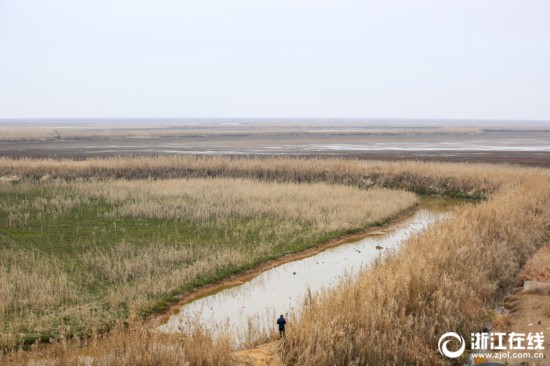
231;341;282;366
491;243;550;365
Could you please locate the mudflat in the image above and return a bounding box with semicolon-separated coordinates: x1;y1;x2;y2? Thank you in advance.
1;119;550;166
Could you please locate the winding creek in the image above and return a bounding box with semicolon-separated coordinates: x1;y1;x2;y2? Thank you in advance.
159;204;451;345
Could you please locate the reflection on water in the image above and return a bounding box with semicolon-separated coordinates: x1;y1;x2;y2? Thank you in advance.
159;209;449;344
303;141;550;152
92;138;550;155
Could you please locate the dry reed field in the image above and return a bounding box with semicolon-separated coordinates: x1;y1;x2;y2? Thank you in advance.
0;123;487;142
1;156;550;365
281;178;550;365
0;169;416;352
6;319;235;366
0;155;514;195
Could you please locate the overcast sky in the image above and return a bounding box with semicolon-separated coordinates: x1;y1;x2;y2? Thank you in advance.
0;0;549;120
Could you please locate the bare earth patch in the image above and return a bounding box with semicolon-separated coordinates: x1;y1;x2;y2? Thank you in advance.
493;243;550;365
231;341;281;366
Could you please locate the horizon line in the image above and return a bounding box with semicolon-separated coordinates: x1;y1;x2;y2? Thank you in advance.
1;117;550;123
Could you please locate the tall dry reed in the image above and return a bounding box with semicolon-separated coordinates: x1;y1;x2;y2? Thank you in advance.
71;178;416;231
1;157;549;365
0;155;530;195
281;177;550;365
1;319;233;366
0;174;416;350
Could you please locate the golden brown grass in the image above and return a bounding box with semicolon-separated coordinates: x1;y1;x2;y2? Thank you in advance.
517;243;550;284
0;155;529;195
280;176;550;365
2;319;233;366
0;249;78;317
0;173;416;350
1;156;550;365
72;178;415;231
0;123;487;142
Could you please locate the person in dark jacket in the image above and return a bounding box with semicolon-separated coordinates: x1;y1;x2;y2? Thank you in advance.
277;314;286;337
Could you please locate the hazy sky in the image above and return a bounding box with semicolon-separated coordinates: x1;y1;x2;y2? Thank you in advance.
1;0;549;119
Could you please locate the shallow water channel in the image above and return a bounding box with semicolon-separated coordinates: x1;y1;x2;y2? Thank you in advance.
159;204;451;345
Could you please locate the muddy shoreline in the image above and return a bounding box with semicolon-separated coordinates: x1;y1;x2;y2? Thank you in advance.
2;126;550;167
3;148;550;168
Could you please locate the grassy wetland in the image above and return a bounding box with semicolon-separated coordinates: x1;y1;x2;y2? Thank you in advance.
0;163;417;349
1;156;550;365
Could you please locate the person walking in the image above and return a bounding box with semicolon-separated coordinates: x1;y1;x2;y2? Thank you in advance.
277;314;286;337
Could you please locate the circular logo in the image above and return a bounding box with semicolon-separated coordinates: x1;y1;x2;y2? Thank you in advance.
438;332;466;358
